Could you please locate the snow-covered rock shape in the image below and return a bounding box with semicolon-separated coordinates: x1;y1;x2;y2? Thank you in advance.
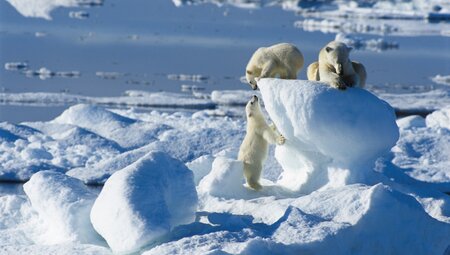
90;151;198;254
258;79;399;193
23;171;99;244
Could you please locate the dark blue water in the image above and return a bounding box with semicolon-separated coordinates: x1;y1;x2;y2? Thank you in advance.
1;0;449;122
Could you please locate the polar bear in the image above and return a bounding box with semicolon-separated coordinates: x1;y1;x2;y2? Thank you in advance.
245;43;304;90
238;95;285;190
307;41;366;89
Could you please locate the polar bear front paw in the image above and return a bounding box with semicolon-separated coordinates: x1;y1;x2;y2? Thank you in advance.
277;135;286;145
331;79;347;90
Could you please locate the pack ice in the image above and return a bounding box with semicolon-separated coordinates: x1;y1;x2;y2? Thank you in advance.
1;79;450;254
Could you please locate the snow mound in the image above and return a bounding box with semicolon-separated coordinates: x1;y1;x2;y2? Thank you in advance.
258;79;399;192
186;154;215;185
53;104;169;149
23;171;99;244
198;157;245;198
90;151;198;254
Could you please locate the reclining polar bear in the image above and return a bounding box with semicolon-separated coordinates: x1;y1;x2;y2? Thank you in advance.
307;41;367;89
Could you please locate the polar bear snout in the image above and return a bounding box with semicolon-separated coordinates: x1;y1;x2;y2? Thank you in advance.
251;95;258;104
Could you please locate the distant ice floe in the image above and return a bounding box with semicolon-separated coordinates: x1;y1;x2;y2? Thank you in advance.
167;74;209;83
95;71;123;80
68;10;89;19
335;33;398;52
4;62;29;71
431;74;450;86
5;62;81;80
23;68;80;80
6;0;103;20
34;32;48;37
180;84;205;93
0;90;215;109
296;17;450;36
172;0;450;36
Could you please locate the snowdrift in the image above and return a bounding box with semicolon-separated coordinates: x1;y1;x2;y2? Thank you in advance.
258;79;399;193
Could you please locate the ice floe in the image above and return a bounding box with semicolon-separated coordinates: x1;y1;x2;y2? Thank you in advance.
432;74;450;86
167;74;209;83
6;0;103;20
4;62;29;71
335;33;398;52
69;10;89;19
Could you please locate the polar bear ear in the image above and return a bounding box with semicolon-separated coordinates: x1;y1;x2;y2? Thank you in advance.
246;70;253;75
325;47;333;53
247;112;253;118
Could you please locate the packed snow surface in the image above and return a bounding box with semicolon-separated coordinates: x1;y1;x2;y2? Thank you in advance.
1;80;450;254
393;108;450;191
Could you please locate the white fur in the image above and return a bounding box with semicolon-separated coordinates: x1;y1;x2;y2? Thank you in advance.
245;43;304;90
307;41;367;89
238;95;285;190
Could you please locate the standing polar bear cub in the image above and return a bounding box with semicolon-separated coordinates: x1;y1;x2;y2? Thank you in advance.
246;43;304;90
238;95;285;190
307;41;366;89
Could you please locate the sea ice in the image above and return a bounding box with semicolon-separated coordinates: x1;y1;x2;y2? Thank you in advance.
90;151;198;254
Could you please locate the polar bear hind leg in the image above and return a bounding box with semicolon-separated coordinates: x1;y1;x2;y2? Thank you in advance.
243;162;263;191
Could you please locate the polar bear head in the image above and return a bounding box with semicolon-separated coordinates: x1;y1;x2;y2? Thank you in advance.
246;70;259;90
245;95;262;119
323;41;352;75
